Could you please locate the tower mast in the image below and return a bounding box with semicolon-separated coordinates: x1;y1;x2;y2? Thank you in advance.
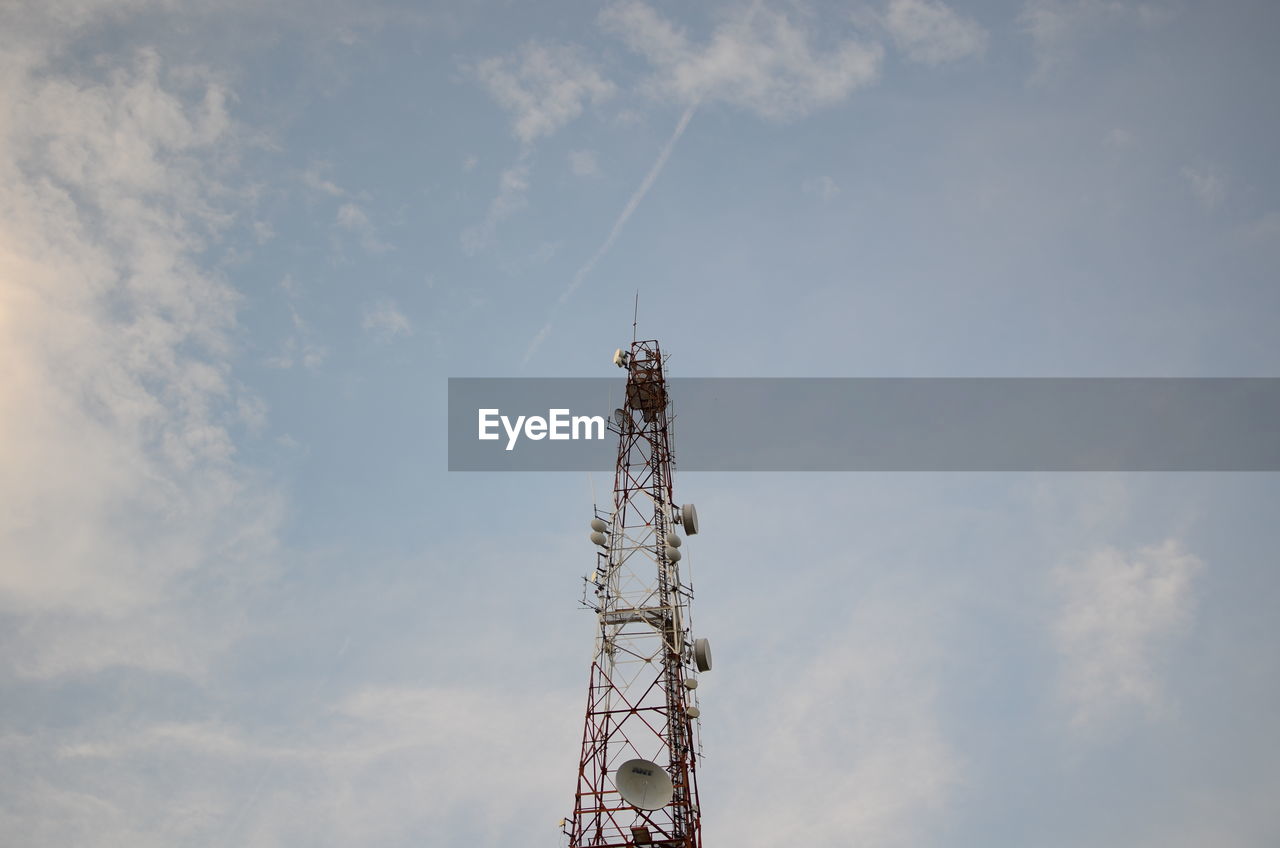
568;339;709;848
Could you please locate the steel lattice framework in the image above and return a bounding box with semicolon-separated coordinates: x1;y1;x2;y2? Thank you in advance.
565;339;706;848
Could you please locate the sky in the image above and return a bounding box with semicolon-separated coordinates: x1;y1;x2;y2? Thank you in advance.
1;0;1278;846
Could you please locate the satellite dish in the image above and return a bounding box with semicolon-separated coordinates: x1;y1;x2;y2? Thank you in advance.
612;408;629;429
693;638;712;672
680;504;699;536
615;759;673;810
665;533;681;548
683;678;698;690
590;531;608;547
590;517;607;532
686;705;700;719
613;349;631;369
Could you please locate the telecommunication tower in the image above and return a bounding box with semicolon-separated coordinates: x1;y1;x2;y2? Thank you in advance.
564;339;710;848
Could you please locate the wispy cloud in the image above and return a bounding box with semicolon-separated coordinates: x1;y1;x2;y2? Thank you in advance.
802;174;841;200
600;0;882;120
361;298;413;341
1182;164;1226;211
266;275;327;369
0;44;280;678
1104;126;1138;149
461;157;531;255
337;201;391;253
1052;539;1203;729
466;43;614;253
472;41;615;145
12;683;579;845
884;0;988;65
1021;0;1177;79
717;592;958;846
567;148;600;177
301;161;347;197
1244;210;1280;245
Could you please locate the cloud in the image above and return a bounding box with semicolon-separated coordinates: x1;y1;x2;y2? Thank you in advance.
1052;539;1203;729
336;201;390;253
460;158;531;254
567;148;599;177
1;526;597;844
1181;164;1226;211
0;40;279;676
361;298;412;341
1244;210;1280;244
4;684;579;846
802;174;841;199
600;1;883;120
301;162;346;197
472;41;615;145
884;0;988;65
298;164;390;254
266;275;326;369
465;43;613;252
1021;0;1107;76
715;593;958;846
1104;126;1138;149
1021;0;1176;79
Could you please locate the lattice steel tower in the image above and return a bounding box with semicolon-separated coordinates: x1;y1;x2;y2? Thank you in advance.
564;339;710;848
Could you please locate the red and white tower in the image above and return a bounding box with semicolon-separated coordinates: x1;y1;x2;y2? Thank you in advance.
565;339;710;848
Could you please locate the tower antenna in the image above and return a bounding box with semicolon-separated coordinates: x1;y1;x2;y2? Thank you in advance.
566;337;710;848
632;291;639;343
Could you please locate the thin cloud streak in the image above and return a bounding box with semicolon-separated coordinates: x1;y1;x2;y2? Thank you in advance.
561;102;697;305
523;102;696;365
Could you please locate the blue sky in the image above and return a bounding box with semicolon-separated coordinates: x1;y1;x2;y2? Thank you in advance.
2;1;1278;845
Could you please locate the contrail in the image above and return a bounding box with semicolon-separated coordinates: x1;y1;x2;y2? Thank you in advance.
523;102;698;365
559;102;697;305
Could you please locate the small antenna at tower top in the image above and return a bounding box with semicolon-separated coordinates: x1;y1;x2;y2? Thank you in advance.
632;291;639;343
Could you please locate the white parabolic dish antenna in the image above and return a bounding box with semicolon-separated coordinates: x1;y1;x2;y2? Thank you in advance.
680;503;699;535
693;637;712;672
615;759;673;810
